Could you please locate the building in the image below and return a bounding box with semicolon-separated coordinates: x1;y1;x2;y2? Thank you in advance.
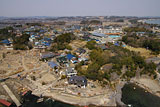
68;76;87;88
0;99;11;107
66;54;76;60
48;61;58;69
66;54;78;63
40;52;57;59
90;33;108;43
94;27;123;35
65;67;77;77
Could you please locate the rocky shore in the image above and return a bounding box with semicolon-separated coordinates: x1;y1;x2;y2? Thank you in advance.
130;76;160;97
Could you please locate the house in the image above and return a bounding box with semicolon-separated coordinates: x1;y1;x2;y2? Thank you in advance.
66;54;78;63
56;56;68;65
78;56;88;62
65;67;77;77
0;39;10;44
40;52;57;59
66;54;76;60
68;76;87;88
71;58;78;64
0;99;11;107
75;48;86;55
90;32;108;43
114;42;120;46
48;61;58;71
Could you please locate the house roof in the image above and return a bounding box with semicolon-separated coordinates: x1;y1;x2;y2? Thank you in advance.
68;76;87;86
92;33;106;37
0;40;10;44
66;67;75;74
41;52;56;59
48;61;58;68
67;54;75;60
0;99;11;107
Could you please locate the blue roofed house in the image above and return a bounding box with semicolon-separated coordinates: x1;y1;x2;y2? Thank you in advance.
66;54;78;64
114;42;120;46
0;39;11;44
0;39;13;48
67;54;75;60
48;61;59;73
48;61;58;68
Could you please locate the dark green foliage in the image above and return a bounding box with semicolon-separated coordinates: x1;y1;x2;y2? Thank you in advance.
116;19;124;22
89;20;102;25
86;40;97;50
13;34;30;50
79;43;157;83
54;33;76;44
0;27;14;40
141;62;156;75
26;23;41;26
109;45;156;77
143;39;160;54
122;35;160;53
122;27;160;53
50;33;75;51
80;20;101;25
128;19;138;24
123;27;150;32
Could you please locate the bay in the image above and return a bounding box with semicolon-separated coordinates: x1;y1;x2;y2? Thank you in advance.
121;83;160;107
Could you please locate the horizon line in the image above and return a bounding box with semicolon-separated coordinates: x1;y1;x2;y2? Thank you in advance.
1;15;160;18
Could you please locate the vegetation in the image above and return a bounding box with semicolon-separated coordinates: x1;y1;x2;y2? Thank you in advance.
26;23;41;26
13;34;30;50
122;33;160;54
0;27;14;40
50;33;75;51
54;33;76;44
85;40;97;50
80;20;101;25
77;44;156;84
123;27;151;32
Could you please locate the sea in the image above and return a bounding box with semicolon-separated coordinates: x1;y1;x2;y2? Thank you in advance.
20;93;75;107
20;83;160;107
121;83;160;107
2;83;160;107
145;19;160;25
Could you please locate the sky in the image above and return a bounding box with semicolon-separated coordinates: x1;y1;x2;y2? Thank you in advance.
0;0;160;17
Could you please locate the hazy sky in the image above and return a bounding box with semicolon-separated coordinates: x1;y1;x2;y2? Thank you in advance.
0;0;160;17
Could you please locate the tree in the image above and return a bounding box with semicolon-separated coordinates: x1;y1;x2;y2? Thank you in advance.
13;34;30;50
86;40;97;50
54;33;76;44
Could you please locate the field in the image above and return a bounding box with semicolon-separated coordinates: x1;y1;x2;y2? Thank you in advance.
125;45;155;58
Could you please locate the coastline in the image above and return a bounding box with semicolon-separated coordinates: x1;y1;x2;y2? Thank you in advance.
130;76;160;97
1;76;160;107
38;77;160;107
33;88;117;106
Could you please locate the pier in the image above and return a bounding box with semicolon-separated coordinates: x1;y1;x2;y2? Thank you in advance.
1;82;21;107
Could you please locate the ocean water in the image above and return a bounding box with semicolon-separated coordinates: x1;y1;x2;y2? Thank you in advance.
145;19;160;25
21;94;75;107
121;83;160;107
